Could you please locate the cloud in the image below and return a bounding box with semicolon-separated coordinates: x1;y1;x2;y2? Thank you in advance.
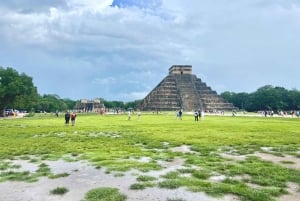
92;76;116;85
67;0;113;12
0;0;300;101
112;0;161;9
0;0;68;13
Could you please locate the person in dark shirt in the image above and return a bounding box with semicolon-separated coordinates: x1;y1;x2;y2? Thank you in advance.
65;112;70;125
194;110;199;121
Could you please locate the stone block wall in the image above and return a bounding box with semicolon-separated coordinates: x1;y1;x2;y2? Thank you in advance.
138;66;237;111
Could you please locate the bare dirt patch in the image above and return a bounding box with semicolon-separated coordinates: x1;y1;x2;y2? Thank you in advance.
0;159;239;201
171;145;196;154
218;151;300;201
254;153;300;169
278;182;300;201
219;153;247;161
6;146;300;201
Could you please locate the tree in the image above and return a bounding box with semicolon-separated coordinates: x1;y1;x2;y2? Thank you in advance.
34;94;75;113
287;89;300;110
250;85;289;111
221;85;300;112
62;98;76;111
0;67;38;116
124;99;142;110
220;91;250;110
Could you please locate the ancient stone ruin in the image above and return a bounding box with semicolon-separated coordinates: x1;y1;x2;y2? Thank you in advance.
74;99;105;113
138;65;236;111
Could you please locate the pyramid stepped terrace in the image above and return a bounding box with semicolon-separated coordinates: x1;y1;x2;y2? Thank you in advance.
138;65;236;111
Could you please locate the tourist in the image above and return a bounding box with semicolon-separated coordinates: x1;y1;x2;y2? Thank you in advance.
198;109;201;118
232;110;236;117
128;111;131;120
71;112;77;126
178;109;183;120
137;110;141;120
194;110;198;121
65;111;70;125
264;110;267;117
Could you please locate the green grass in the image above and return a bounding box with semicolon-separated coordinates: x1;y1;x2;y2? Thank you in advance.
82;187;126;201
129;183;147;190
48;172;70;179
167;199;185;201
0;112;300;201
50;186;69;195
136;175;156;182
0;162;53;182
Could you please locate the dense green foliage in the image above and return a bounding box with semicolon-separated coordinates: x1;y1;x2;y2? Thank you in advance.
0;67;38;116
100;98;142;110
0;113;299;201
221;85;300;111
35;94;76;113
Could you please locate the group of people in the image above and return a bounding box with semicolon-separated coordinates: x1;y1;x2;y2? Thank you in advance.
194;110;204;121
127;110;142;120
176;109;205;121
65;112;77;126
62;109;208;124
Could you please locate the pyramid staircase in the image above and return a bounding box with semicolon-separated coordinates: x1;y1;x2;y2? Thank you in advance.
139;65;237;111
139;75;181;111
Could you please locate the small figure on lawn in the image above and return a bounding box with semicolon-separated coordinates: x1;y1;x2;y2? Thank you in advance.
71;112;77;126
65;111;70;125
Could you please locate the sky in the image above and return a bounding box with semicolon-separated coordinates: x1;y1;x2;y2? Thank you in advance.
0;0;300;102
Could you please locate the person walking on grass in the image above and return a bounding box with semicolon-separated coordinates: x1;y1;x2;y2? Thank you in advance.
178;109;183;120
194;110;199;121
128;111;131;120
201;110;205;120
137;110;141;120
71;112;77;126
65;111;70;125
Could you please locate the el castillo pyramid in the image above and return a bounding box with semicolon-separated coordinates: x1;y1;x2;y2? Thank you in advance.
138;65;236;111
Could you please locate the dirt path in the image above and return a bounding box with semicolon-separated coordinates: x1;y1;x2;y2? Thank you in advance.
1;148;299;201
0;160;234;201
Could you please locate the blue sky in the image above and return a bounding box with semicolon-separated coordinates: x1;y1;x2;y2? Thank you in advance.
0;0;299;101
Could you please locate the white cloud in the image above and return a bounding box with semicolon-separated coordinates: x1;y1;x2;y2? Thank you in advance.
92;76;116;85
1;0;300;101
67;0;113;12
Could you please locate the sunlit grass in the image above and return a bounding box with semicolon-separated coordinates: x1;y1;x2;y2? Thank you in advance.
0;112;300;201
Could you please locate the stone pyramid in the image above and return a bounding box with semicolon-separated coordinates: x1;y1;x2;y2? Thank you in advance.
138;65;236;111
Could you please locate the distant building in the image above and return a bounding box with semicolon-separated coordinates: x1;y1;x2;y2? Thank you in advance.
138;65;237;111
74;99;105;113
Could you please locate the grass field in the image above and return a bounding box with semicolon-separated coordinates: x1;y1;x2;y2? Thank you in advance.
0;112;300;201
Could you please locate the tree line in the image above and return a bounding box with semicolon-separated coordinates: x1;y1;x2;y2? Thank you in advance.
221;85;300;112
0;67;140;116
1;67;300;116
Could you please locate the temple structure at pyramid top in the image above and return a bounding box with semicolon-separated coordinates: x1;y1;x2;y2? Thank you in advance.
168;65;192;75
138;65;237;111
